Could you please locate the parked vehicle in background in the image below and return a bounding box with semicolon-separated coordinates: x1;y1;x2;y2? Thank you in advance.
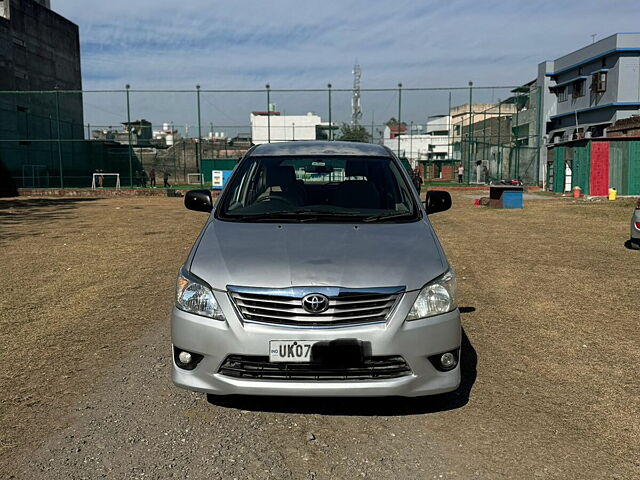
628;199;640;250
171;141;460;397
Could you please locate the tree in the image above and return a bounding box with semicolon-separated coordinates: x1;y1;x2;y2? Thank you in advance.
336;124;372;143
385;117;407;127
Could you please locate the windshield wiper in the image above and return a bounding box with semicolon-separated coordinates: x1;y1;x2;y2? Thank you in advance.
229;209;361;222
362;212;416;223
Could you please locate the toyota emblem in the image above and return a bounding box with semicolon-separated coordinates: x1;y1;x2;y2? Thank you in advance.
302;294;330;314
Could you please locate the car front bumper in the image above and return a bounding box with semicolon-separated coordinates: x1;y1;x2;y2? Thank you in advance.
631;210;640;242
171;290;461;397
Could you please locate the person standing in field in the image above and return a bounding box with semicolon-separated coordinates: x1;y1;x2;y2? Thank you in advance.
163;171;171;188
457;164;464;184
149;168;157;187
412;171;423;194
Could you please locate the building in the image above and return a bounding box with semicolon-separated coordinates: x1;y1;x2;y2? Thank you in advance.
539;33;640;144
0;0;86;192
383;116;452;167
250;111;333;145
539;33;640;193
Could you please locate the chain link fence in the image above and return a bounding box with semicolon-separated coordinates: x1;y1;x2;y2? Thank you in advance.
0;84;542;191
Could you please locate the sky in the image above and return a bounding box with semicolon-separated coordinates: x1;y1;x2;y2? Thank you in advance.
54;0;640;136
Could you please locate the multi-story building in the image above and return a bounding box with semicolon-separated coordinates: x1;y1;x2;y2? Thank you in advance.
539;33;640;143
0;0;84;191
383;116;452;168
539;33;640;193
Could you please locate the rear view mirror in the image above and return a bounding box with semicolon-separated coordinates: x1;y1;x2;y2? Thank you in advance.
425;190;452;215
185;189;213;213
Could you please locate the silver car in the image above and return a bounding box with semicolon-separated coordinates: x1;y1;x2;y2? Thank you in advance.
171;141;461;397
629;198;640;249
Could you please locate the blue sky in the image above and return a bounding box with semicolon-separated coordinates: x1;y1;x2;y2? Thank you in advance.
55;0;640;133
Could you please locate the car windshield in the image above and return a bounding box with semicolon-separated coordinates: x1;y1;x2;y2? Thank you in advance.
217;155;419;222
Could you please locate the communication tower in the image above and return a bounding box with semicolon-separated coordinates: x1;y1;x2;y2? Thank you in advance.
351;63;363;126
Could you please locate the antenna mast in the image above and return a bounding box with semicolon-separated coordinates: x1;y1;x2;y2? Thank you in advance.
351;63;362;126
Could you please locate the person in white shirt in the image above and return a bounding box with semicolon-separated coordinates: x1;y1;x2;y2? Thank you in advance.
457;164;464;184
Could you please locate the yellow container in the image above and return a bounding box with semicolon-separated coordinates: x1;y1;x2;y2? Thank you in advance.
608;188;617;201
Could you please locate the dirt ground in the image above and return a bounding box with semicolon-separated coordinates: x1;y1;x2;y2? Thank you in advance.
0;192;638;479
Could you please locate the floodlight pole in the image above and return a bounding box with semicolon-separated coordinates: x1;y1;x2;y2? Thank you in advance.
327;83;332;141
196;85;202;183
126;84;133;187
54;85;64;189
266;84;271;143
397;83;402;158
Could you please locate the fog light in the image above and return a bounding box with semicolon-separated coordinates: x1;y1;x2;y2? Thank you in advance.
440;352;457;369
178;351;192;365
173;346;204;370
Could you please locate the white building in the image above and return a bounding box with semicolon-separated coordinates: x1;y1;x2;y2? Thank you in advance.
383;116;452;167
251;112;331;144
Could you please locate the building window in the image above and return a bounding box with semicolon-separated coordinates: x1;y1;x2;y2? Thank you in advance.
557;87;567;102
573;80;585;98
592;72;607;93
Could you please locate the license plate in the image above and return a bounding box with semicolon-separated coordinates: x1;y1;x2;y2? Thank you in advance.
269;340;318;363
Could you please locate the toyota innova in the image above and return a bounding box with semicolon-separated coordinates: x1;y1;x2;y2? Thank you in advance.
172;141;461;397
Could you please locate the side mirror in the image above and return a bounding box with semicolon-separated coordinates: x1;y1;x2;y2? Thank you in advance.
425;190;452;215
185;189;213;213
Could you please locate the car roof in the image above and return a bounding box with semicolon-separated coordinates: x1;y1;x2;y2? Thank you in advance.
249;141;391;157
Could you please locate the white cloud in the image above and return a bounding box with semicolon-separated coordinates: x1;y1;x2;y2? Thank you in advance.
53;0;640;130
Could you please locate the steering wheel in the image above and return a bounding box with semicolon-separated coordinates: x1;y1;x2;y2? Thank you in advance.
255;195;294;207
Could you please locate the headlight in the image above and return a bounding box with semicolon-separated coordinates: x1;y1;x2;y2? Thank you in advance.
406;270;457;321
176;267;225;320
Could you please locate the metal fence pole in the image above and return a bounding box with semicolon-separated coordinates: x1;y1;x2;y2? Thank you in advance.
535;84;543;186
327;83;332;141
397;83;402;158
54;86;63;189
497;98;502;180
266;84;271;143
410;120;413;166
467;81;474;184
126;84;133;187
196;85;202;183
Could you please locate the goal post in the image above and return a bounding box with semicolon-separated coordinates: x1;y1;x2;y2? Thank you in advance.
91;173;121;189
187;173;204;185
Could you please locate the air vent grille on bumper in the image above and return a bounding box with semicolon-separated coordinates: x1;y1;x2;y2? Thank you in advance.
228;288;402;326
219;355;412;380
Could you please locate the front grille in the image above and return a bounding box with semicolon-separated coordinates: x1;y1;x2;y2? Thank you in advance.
228;287;403;327
219;355;412;380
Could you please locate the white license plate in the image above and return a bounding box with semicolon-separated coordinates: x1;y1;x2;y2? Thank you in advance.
269;340;318;363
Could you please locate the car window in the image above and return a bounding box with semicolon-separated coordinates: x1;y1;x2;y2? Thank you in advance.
217;155;419;222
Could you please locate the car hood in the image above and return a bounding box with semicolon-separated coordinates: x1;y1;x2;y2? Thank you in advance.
190;219;448;292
